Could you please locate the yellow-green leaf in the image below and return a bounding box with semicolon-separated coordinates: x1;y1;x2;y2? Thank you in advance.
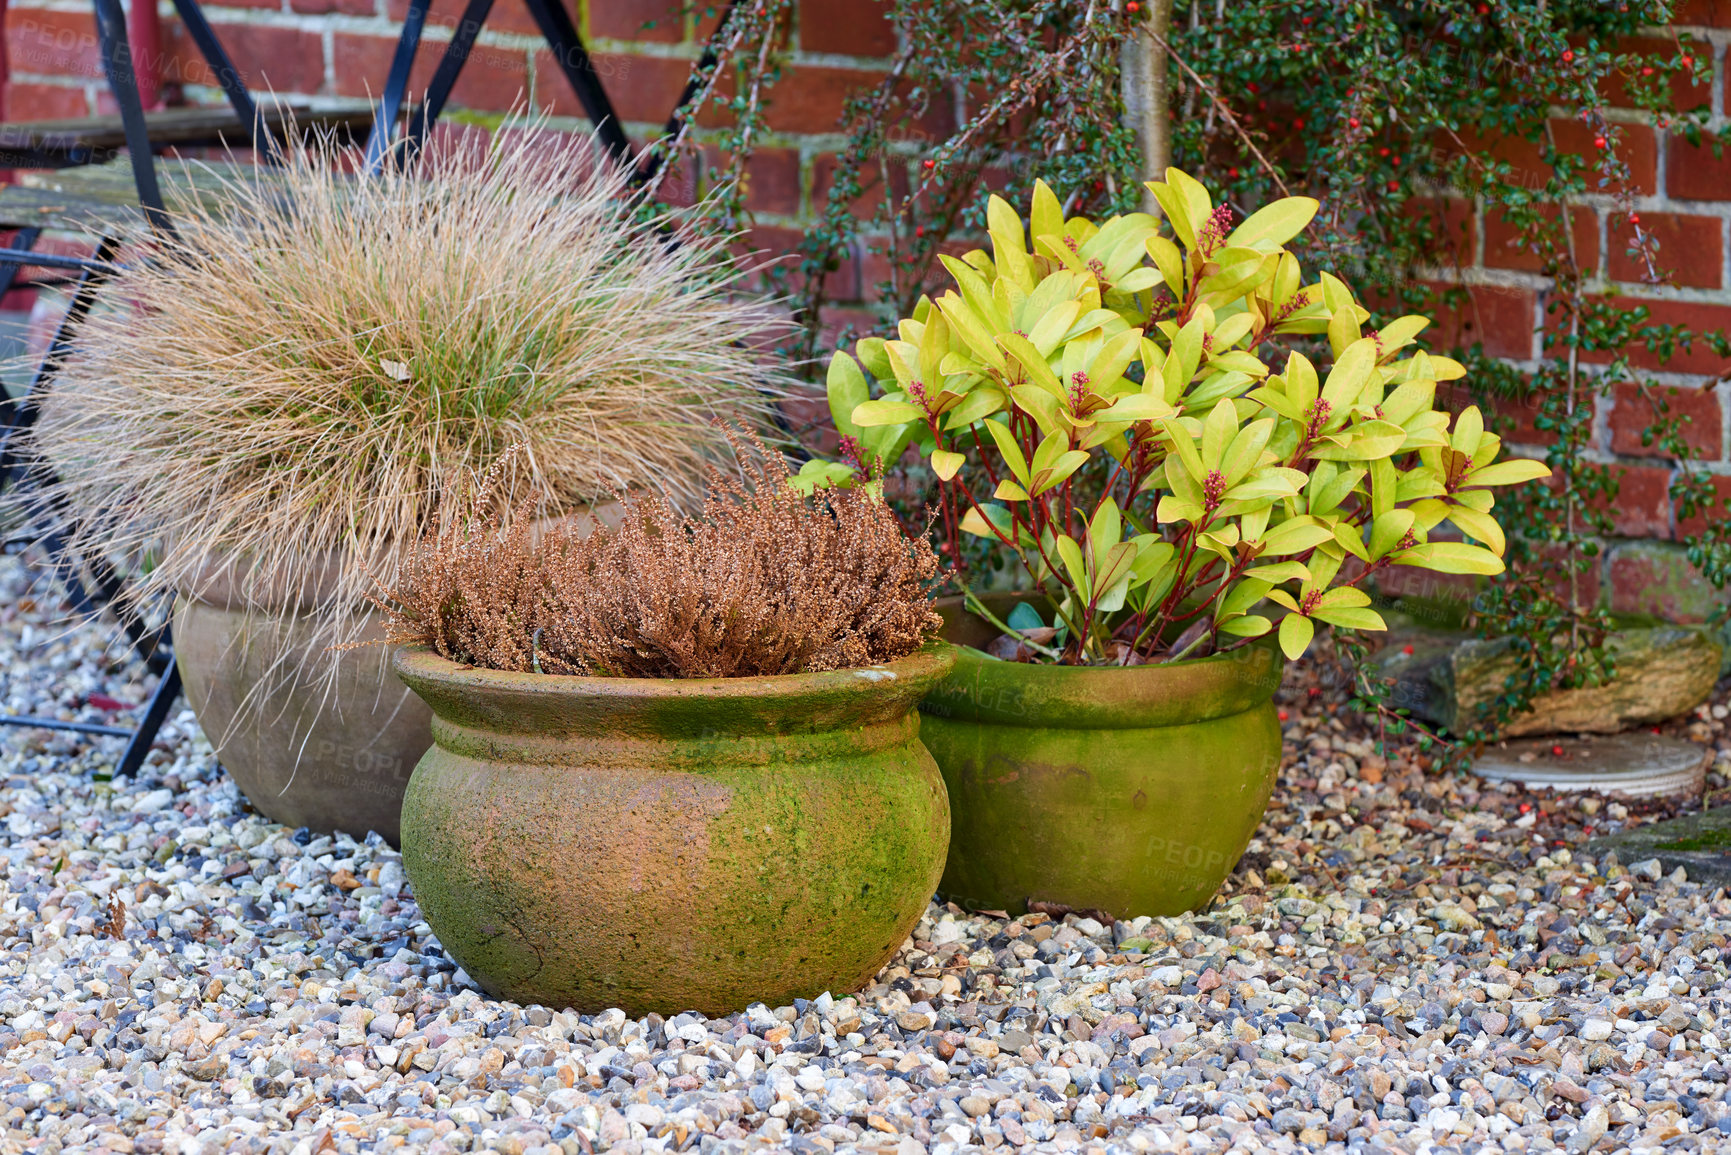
930;449;965;481
853;398;924;427
1226;196;1320;251
1279;613;1315;660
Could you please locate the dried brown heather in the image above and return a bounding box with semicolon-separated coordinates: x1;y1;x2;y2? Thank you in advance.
378;437;945;678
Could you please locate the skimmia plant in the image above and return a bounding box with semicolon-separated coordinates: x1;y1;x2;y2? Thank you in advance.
796;171;1552;666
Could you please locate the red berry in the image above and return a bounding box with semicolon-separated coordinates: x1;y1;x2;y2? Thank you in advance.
922;159;935;169
1402;644;1414;655
1391;155;1400;165
1228;167;1240;178
1126;0;1140;10
1278;709;1290;722
1652;725;1663;734
1562;49;1574;63
1519;803;1532;813
1378;147;1390;157
1476;2;1488;12
1551;744;1565;756
1247;82;1259;93
1682;54;1694;68
914;225;925;237
1349;117;1361;128
1630;213;1641;224
1594;136;1606;149
1301;14;1311;23
1387;180;1399;191
1293;118;1304;129
1641;66;1654;76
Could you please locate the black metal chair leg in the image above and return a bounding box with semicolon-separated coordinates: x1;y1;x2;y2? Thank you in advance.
365;0;433;174
114;659;181;778
396;0;497;164
520;0;633;167
168;0;280;165
90;0;173;238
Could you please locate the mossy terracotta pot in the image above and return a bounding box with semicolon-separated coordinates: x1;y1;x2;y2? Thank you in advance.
918;596;1283;919
392;646;954;1015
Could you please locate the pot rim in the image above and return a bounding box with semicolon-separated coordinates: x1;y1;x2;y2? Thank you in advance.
922;631;1282;730
393;641;955;704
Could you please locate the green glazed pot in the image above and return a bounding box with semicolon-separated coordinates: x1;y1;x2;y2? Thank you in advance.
918;597;1282;919
393;646;953;1016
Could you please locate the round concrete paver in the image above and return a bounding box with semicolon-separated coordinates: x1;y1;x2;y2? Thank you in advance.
1473;732;1707;798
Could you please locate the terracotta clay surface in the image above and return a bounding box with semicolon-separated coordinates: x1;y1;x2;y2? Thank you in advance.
920;597;1283;919
393;646;954;1015
173;599;430;846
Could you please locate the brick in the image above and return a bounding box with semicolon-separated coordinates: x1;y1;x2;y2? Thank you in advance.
1551;118;1656;197
7;8;103;80
1421;282;1536;361
1559;296;1731;376
590;0;683;43
1441;381;1557;449
1603;36;1713;112
1676;472;1731;539
537;50;691;123
1609;211;1723;289
1606;463;1675;538
1607;539;1723;623
291;0;377;15
1673;0;1731;26
763;64;880;134
1611;382;1723;460
386;0;542;35
645;151;699;207
736;146;801;215
812;153;908;220
798;0;896;57
433;43;529;110
1483;205;1596;276
1665;130;1731;201
332;34;423;101
2;81;88;121
738;224;854;300
1404;197;1474;268
167;22;325;96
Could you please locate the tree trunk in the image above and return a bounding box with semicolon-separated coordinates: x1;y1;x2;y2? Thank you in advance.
1120;0;1175;214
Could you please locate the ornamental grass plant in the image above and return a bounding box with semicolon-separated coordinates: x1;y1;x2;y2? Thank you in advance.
16;127;791;675
375;432;944;679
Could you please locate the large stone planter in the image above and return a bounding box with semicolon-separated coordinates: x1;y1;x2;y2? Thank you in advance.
918;596;1283;919
173;595;431;846
392;646;954;1015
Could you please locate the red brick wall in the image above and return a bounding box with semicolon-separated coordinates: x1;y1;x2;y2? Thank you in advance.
5;0;1731;622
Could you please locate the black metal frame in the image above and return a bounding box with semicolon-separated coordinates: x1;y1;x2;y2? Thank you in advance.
362;0;633;173
0;0;246;773
0;231;179;778
1;0;694;777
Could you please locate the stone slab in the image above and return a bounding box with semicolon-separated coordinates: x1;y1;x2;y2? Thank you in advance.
1376;622;1722;737
1587;806;1731;886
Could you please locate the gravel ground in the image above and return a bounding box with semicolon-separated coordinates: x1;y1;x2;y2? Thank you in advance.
2;550;1730;1155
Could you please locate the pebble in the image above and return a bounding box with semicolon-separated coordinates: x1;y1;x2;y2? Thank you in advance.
3;553;1731;1154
